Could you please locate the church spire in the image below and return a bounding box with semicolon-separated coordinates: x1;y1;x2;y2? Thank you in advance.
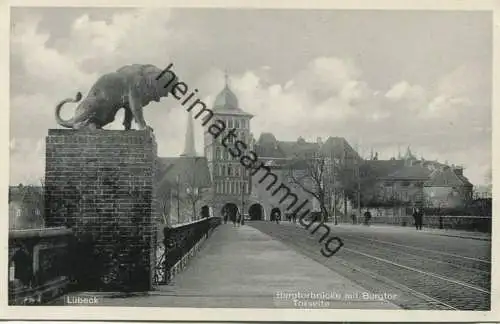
181;110;196;157
224;69;230;88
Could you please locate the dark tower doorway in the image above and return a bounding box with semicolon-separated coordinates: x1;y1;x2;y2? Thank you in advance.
248;204;264;221
201;205;210;218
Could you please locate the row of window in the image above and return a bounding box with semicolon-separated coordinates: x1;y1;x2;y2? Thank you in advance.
215;181;250;195
219;118;249;129
214;164;249;177
215;145;249;161
377;190;418;201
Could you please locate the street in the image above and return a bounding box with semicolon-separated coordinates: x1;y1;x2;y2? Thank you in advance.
249;221;491;310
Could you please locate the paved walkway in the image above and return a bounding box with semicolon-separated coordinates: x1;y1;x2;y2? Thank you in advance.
63;224;400;308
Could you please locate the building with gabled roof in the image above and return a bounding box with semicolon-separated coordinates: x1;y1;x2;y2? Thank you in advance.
361;151;474;212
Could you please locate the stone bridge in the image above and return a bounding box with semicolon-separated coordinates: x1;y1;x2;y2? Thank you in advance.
7;129;491;310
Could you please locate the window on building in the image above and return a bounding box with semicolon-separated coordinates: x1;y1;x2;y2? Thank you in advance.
228;119;233;129
235;120;240;128
216;147;221;160
228;165;232;176
402;181;410;187
16;209;21;218
235;167;240;177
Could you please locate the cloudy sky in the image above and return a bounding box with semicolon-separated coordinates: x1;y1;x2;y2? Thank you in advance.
10;7;492;186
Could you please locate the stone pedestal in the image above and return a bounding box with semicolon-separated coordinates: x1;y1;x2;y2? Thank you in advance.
44;129;159;292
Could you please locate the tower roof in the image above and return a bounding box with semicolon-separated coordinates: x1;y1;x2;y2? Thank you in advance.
214;86;240;110
212;72;253;117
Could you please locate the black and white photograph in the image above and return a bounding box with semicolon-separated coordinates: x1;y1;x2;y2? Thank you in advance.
3;1;497;322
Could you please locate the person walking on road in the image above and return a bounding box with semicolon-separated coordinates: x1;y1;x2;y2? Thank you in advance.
413;208;424;230
236;210;241;227
363;209;372;226
272;208;281;224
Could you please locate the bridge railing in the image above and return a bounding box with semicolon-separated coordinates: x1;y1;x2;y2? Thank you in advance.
155;216;221;285
8;227;74;305
369;215;492;233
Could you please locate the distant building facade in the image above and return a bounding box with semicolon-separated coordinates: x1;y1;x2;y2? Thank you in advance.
156;76;475;223
9;185;44;229
360;147;474;217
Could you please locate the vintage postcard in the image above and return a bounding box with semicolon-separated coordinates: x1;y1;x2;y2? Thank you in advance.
1;0;498;322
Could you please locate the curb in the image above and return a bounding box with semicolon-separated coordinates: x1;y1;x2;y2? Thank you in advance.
425;232;491;241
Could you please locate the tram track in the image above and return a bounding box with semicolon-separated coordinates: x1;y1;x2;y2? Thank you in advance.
249;222;491;310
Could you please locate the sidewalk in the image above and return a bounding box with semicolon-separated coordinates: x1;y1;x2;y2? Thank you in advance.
62;224;400;309
334;223;491;241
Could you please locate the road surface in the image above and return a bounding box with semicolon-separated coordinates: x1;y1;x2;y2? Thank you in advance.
249;221;491;310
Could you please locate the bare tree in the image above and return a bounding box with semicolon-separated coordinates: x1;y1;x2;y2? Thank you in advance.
183;157;204;221
157;186;174;224
285;152;336;223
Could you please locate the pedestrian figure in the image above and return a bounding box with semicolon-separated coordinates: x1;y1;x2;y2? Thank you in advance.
364;209;372;226
351;213;357;225
223;208;228;224
236;211;241;227
413;208;423;230
271;208;281;224
292;213;297;223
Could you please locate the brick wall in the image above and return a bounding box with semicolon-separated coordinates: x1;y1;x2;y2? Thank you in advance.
44;129;159;292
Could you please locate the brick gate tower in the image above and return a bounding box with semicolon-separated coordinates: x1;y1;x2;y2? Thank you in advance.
204;73;254;218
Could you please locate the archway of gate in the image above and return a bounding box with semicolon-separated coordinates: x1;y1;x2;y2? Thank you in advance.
221;203;239;223
201;205;210;218
248;203;264;221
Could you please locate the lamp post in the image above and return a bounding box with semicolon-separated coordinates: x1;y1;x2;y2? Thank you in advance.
176;175;180;224
240;165;245;225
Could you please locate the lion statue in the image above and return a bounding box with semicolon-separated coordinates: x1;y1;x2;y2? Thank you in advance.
55;64;178;131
